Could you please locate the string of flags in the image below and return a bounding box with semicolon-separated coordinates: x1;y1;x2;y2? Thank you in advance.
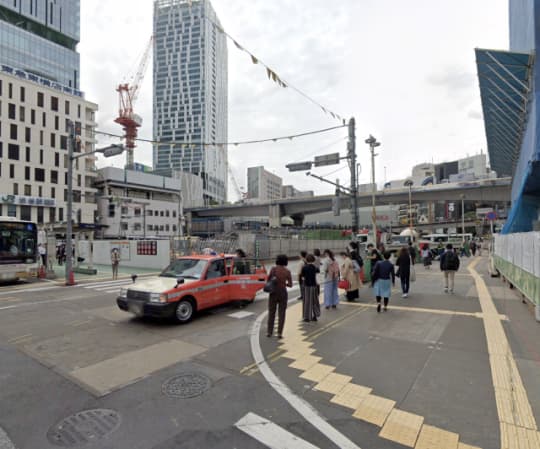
204;16;346;124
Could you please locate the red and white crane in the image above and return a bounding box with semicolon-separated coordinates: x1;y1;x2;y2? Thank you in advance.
114;35;153;169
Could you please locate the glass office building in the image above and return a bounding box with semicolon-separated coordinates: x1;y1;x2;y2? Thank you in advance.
0;0;80;88
153;0;228;204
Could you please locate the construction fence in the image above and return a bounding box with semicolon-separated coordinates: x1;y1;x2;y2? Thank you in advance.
494;232;540;305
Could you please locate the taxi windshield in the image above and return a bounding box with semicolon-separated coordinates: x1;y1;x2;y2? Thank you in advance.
160;258;207;279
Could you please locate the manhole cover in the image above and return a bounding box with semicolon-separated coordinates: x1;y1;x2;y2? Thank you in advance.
46;409;121;447
162;372;212;398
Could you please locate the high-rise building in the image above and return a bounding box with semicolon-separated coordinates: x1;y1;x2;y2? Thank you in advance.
0;0;80;88
153;0;228;204
247;166;282;202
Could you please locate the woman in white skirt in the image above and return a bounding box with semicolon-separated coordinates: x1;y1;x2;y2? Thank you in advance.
371;251;395;312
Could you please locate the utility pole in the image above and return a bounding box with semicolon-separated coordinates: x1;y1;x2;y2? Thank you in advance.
65;121;75;285
348;118;359;235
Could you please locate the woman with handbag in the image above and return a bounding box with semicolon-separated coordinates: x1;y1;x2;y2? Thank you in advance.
300;254;320;322
395;246;412;298
339;252;360;302
266;254;293;339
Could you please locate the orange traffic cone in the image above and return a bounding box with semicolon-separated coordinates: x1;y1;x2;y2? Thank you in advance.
67;270;75;286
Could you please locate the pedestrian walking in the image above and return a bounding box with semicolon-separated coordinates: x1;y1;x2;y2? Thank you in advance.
408;241;417;264
395;246;411;298
365;243;382;283
38;243;47;267
322;249;340;309
340;252;360;301
372;251;395;312
421;244;432;269
300;254;320;322
440;244;460;293
111;248;120;280
297;251;307;300
313;248;323;297
470;240;477;256
267;254;293;338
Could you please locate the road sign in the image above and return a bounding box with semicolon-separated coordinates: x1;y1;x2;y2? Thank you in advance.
314;152;340;167
486;211;497;220
286;161;312;172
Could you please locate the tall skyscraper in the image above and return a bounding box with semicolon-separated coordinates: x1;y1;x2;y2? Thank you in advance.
0;0;80;88
153;0;228;204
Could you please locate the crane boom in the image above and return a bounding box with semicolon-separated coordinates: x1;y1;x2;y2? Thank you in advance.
115;35;153;169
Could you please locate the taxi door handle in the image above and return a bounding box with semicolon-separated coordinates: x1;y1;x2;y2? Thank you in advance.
258;278;265;282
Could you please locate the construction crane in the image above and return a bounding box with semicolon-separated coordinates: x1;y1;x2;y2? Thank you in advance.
228;166;247;202
115;36;153;169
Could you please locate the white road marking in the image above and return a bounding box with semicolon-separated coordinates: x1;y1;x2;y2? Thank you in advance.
0;296;84;311
82;279;134;288
0;427;16;449
0;286;58;296
250;304;361;449
235;412;319;449
228;311;254;319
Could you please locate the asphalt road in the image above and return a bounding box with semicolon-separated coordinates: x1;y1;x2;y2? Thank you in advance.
1;257;540;449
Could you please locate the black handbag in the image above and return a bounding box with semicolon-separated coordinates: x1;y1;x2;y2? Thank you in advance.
263;276;277;293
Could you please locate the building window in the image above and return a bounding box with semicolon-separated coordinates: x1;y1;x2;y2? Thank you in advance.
50;170;58;184
24;185;31;196
9;164;14;178
24;166;30;180
37;92;44;107
59;208;63;221
40;149;43;164
49;208;56;223
10;124;17;140
34;168;45;182
134;208;141;217
173;210;177;218
13;183;18;195
51;187;55;198
38;186;42;197
8;103;15;119
60;135;67;150
54;153;59;167
121;223;128;231
37;207;43;224
148;224;153;231
160;211;164;217
166;210;170;217
8;83;12;99
19;106;25;122
65;101;70;115
121;206;128;216
54;116;59;130
7;204;16;218
51;96;58;111
133;223;142;231
108;204;115;217
42;112;46;127
147;210;153;216
20;206;31;221
25;127;31;143
173;225;177;232
8;144;19;160
30;109;35;125
50;133;56;148
165;224;170;231
19;86;25;102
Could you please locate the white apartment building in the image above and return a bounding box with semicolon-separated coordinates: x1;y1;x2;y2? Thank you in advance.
95;167;203;239
0;67;98;225
247;166;282;202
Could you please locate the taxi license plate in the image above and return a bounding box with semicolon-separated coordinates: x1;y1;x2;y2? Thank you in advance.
128;302;143;316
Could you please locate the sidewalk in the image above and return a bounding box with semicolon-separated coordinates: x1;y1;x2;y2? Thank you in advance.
260;255;540;449
49;263;159;283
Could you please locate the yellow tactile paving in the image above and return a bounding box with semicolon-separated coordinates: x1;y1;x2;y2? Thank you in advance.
330;383;372;409
469;259;539;449
299;363;335;382
415;424;459;449
379;409;424;447
352;393;396;427
280;348;316;360
313;372;352;395
457;443;482;449
289;354;322;371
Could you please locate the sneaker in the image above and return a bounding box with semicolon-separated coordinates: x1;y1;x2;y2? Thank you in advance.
332;305;337;309
383;307;388;312
312;317;318;322
449;289;454;294
403;293;408;298
377;303;381;313
277;334;283;339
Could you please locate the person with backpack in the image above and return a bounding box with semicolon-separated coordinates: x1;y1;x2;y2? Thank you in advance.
340;252;360;301
372;251;395;312
440;243;460;293
322;249;339;309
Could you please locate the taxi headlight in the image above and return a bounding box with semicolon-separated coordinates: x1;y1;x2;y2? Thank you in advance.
150;292;168;303
119;288;127;298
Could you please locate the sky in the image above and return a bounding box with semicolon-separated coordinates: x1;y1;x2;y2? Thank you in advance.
80;0;509;201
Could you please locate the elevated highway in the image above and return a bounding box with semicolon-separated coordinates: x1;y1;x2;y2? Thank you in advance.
188;177;512;226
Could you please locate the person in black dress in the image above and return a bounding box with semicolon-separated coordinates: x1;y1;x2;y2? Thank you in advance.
300;254;320;322
395;246;411;298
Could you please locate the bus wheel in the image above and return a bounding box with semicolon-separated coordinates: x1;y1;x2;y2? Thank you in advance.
175;299;195;324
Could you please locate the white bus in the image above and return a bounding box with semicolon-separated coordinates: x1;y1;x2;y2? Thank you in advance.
0;217;39;281
422;233;473;245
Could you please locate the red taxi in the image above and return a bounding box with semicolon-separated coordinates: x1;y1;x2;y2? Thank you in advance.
116;254;267;323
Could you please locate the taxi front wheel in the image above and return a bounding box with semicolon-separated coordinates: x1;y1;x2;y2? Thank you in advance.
175;299;195;324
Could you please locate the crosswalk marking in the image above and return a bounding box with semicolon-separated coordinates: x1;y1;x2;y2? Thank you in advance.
228;311;254;319
235;413;320;449
80;279;133;294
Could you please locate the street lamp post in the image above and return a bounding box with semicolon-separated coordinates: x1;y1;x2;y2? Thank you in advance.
365;135;381;244
404;179;414;241
66;120;124;285
461;194;466;244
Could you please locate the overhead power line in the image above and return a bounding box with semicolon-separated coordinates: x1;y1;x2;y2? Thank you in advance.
93;124;347;148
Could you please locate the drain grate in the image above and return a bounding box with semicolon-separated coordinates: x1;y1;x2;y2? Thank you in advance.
46;409;121;447
162;372;212;398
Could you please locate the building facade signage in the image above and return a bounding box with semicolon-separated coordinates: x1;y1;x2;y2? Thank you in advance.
0;194;56;207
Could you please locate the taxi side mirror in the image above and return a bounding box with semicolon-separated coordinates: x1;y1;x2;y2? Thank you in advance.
175;277;185;287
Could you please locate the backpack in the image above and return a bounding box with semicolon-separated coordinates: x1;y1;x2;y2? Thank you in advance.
444;251;459;271
328;260;340;280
